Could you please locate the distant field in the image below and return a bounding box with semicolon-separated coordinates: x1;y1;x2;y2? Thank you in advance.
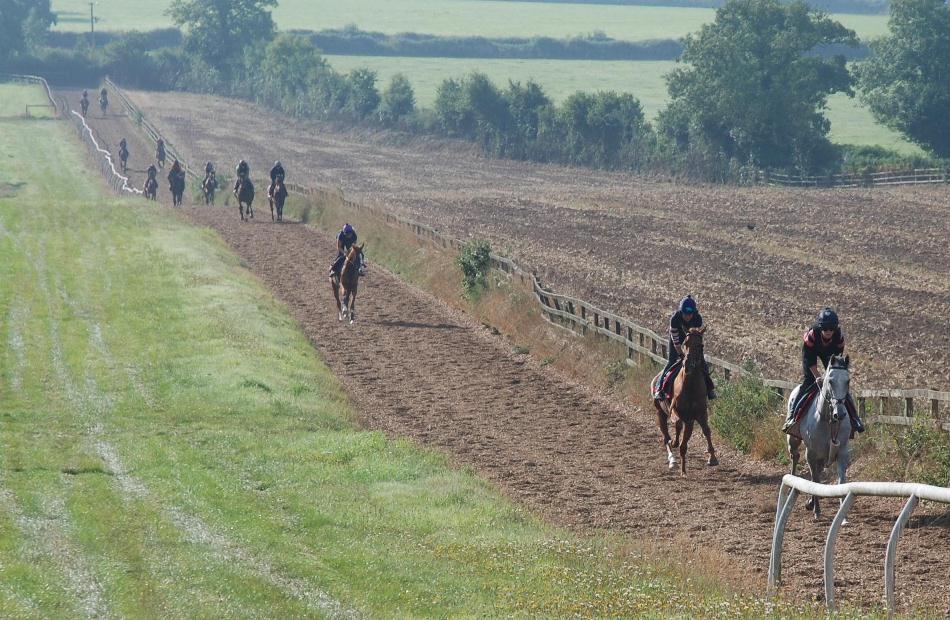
52;0;889;41
326;54;920;153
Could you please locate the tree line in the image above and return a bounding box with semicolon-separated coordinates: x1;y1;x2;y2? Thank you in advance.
1;0;947;179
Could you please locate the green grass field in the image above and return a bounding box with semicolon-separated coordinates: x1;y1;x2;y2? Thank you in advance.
52;0;889;41
0;82;821;618
325;55;922;154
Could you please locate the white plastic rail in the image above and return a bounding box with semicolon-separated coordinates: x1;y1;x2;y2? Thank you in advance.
768;474;950;617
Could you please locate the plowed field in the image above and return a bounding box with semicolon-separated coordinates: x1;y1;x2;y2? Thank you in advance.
59;86;950;613
120;90;949;392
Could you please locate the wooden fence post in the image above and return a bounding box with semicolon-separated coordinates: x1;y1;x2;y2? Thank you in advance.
932;398;940;419
903;397;914;417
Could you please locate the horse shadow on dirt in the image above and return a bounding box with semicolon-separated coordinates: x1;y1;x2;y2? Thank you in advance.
376;319;463;331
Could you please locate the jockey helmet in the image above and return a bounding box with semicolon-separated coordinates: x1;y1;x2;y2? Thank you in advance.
342;223;354;235
817;307;839;330
679;295;697;314
274;160;281;167
82;90;88;96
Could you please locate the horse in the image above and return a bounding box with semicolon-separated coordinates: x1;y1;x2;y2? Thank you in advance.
269;175;288;222
143;177;158;200
99;93;108;117
202;173;218;205
118;144;129;173
652;327;718;476
169;171;186;207
156;143;166;169
332;244;363;324
786;355;852;520
80;96;89;117
234;177;255;221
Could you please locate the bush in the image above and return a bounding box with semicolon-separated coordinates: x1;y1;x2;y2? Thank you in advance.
862;417;950;487
456;239;492;298
711;362;783;455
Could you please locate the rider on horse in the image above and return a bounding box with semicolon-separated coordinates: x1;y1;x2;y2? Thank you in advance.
783;308;865;433
268;160;285;197
156;138;166;162
236;159;250;181
146;164;157;180
660;296;716;400
167;160;184;184
205;161;215;177
330;223;366;278
99;87;108;109
80;90;90;115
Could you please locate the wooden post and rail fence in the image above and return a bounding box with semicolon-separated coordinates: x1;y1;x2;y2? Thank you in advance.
40;74;948;432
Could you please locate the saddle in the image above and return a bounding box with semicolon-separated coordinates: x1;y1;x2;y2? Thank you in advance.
788;383;858;439
652;360;682;401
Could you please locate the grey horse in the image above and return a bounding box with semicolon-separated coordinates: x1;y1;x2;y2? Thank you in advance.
786;354;852;520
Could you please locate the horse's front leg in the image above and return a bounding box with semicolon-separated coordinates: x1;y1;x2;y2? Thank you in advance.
330;278;341;316
348;290;357;323
805;456;824;519
698;414;718;466
787;436;801;476
678;420;694;477
269;197;275;222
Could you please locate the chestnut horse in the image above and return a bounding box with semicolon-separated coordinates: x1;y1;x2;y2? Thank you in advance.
653;327;718;476
332;244;363;324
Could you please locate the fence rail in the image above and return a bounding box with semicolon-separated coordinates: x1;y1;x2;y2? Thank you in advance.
768;474;950;617
762;167;950;188
103;79;950;430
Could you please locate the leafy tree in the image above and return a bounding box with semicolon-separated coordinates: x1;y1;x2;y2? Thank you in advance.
379;73;415;124
663;0;857;171
434;78;470;137
167;0;276;80
559;91;648;168
504;80;551;157
258;34;327;113
857;0;950;157
343;68;381;119
0;0;56;61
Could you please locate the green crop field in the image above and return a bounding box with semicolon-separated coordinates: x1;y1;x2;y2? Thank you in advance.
326;54;922;154
0;82;809;617
52;0;889;42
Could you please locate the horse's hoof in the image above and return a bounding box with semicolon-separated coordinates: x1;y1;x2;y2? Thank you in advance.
707;454;719;467
668;458;676;470
805;498;814;511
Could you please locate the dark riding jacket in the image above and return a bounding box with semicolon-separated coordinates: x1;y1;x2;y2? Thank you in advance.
337;229;357;254
236;162;249;178
146;165;157;179
270;164;285;182
669;310;703;350
802;326;845;384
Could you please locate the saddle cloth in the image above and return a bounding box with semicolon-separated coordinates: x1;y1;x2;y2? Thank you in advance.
652;360;682;401
788;383;857;440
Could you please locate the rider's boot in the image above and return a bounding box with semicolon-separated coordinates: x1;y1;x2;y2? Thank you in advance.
782;387;804;432
704;363;717;400
846;394;865;433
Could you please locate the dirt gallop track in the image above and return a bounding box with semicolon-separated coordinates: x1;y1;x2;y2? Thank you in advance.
60;88;950;613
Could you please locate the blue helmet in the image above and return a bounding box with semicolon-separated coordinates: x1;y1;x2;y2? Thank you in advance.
817;307;839;330
679;295;697;314
342;223;354;235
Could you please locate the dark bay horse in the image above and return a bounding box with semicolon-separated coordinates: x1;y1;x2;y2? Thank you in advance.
169;171;186;207
118;143;129;173
653;327;718;476
332;244;363;324
234;177;255;221
269;176;288;222
143;177;158;200
202;173;218;205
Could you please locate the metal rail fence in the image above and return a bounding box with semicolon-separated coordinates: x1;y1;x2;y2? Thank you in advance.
768;474;950;617
103;79;950;430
